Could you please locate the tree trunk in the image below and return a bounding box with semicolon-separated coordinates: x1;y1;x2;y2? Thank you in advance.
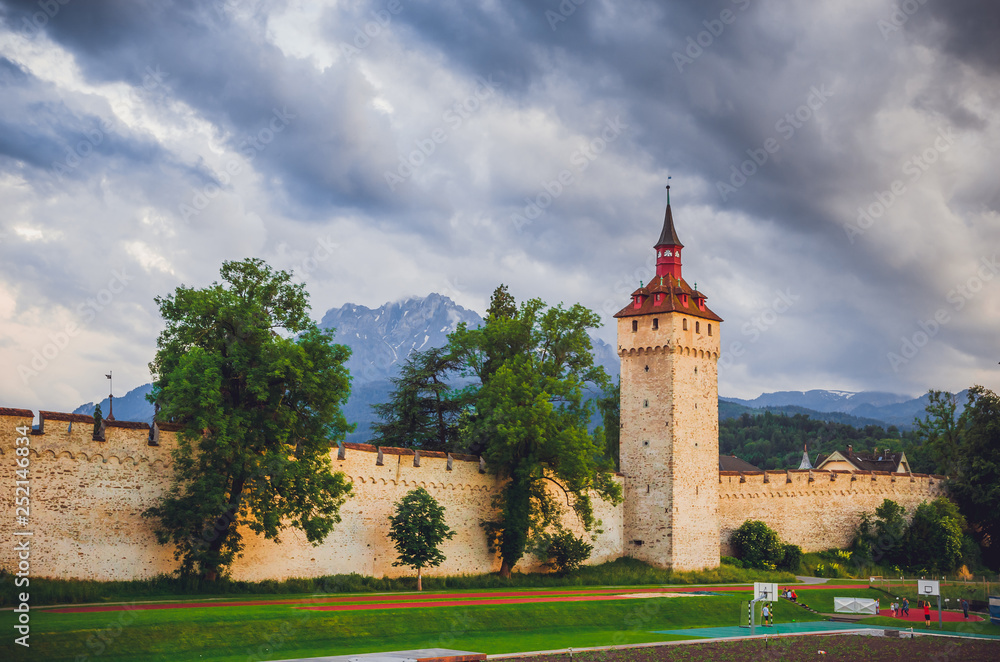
500;560;512;579
203;475;246;580
417;567;422;591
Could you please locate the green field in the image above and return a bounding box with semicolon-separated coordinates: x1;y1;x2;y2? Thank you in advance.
2;587;801;662
6;583;998;661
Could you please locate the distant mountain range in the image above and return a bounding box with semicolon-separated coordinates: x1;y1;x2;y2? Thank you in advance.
74;294;949;438
719;389;964;430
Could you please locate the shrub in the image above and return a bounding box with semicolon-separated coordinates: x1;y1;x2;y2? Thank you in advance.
720;556;744;568
731;520;784;569
779;544;802;572
530;529;593;574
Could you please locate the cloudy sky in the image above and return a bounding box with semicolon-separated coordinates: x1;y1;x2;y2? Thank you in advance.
1;0;998;413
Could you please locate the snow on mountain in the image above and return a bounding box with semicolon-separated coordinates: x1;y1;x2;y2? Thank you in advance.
319;293;483;384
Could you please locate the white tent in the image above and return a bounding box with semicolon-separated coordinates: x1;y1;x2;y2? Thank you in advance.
834;597;878;614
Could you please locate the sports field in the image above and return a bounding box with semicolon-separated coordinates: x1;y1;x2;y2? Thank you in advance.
4;583;998;661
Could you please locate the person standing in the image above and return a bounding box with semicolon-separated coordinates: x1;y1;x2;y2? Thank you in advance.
924;600;931;627
962;598;970;619
902;598;909;617
762;603;772;626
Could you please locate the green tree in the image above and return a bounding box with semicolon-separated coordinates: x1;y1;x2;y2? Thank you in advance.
142;258;354;579
449;292;622;577
92;403;103;439
731;520;784;569
852;499;907;568
949;385;1000;569
904;497;966;573
370;347;462;452
913;390;962;475
387;487;455;590
597;379;621;470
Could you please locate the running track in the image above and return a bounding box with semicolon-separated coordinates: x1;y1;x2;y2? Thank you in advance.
45;584;871;614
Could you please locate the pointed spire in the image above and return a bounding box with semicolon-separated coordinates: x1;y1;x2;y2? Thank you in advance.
656;183;683;248
798;443;813;470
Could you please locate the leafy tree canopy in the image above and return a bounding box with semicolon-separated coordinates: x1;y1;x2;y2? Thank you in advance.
731;520;785;570
949;385;1000;569
143;258;354;578
448;289;622;576
370;346;463;452
904;497;966;573
387;487;455;590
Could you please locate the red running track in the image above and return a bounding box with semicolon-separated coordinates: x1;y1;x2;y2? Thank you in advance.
45;584;870;614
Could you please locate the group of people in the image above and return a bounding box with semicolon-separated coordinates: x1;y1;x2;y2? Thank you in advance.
889;598;910;617
781;588;797;601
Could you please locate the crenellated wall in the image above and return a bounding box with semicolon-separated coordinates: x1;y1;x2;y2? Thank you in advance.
0;409;623;581
0;407;946;580
718;469;946;555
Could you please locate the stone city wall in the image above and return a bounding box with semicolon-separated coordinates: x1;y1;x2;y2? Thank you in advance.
0;408;948;581
718;468;947;555
0;408;624;581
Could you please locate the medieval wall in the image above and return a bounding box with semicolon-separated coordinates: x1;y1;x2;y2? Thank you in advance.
0;406;949;581
0;409;624;581
718;469;946;556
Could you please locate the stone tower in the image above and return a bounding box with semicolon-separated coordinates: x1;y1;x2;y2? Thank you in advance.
614;190;722;571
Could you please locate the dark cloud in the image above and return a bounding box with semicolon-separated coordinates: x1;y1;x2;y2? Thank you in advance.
0;0;997;408
915;0;1000;73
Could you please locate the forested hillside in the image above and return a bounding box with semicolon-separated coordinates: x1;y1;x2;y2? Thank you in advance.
720;410;930;472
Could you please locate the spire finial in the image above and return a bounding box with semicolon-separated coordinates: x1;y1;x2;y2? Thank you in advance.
666;176;671;206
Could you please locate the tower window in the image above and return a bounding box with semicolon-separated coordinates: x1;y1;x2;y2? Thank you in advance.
683;319;688;331
632;320;638;332
644;365;649;372
652;318;659;330
696;321;700;333
643;399;649;408
708;323;713;336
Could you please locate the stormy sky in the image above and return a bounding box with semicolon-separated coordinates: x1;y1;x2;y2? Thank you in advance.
1;0;998;412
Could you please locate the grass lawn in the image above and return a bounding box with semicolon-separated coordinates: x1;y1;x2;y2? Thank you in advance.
2;589;800;661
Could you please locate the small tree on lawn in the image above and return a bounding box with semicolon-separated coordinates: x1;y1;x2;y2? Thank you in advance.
388;487;455;590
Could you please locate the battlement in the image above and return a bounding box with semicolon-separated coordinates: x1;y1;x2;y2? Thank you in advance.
0;407;487;476
0;403;622;581
717;467;946;555
718;468;946;490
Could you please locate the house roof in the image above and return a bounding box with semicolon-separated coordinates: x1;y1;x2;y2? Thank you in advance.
816;449;908;473
719;454;762;472
614;275;723;321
